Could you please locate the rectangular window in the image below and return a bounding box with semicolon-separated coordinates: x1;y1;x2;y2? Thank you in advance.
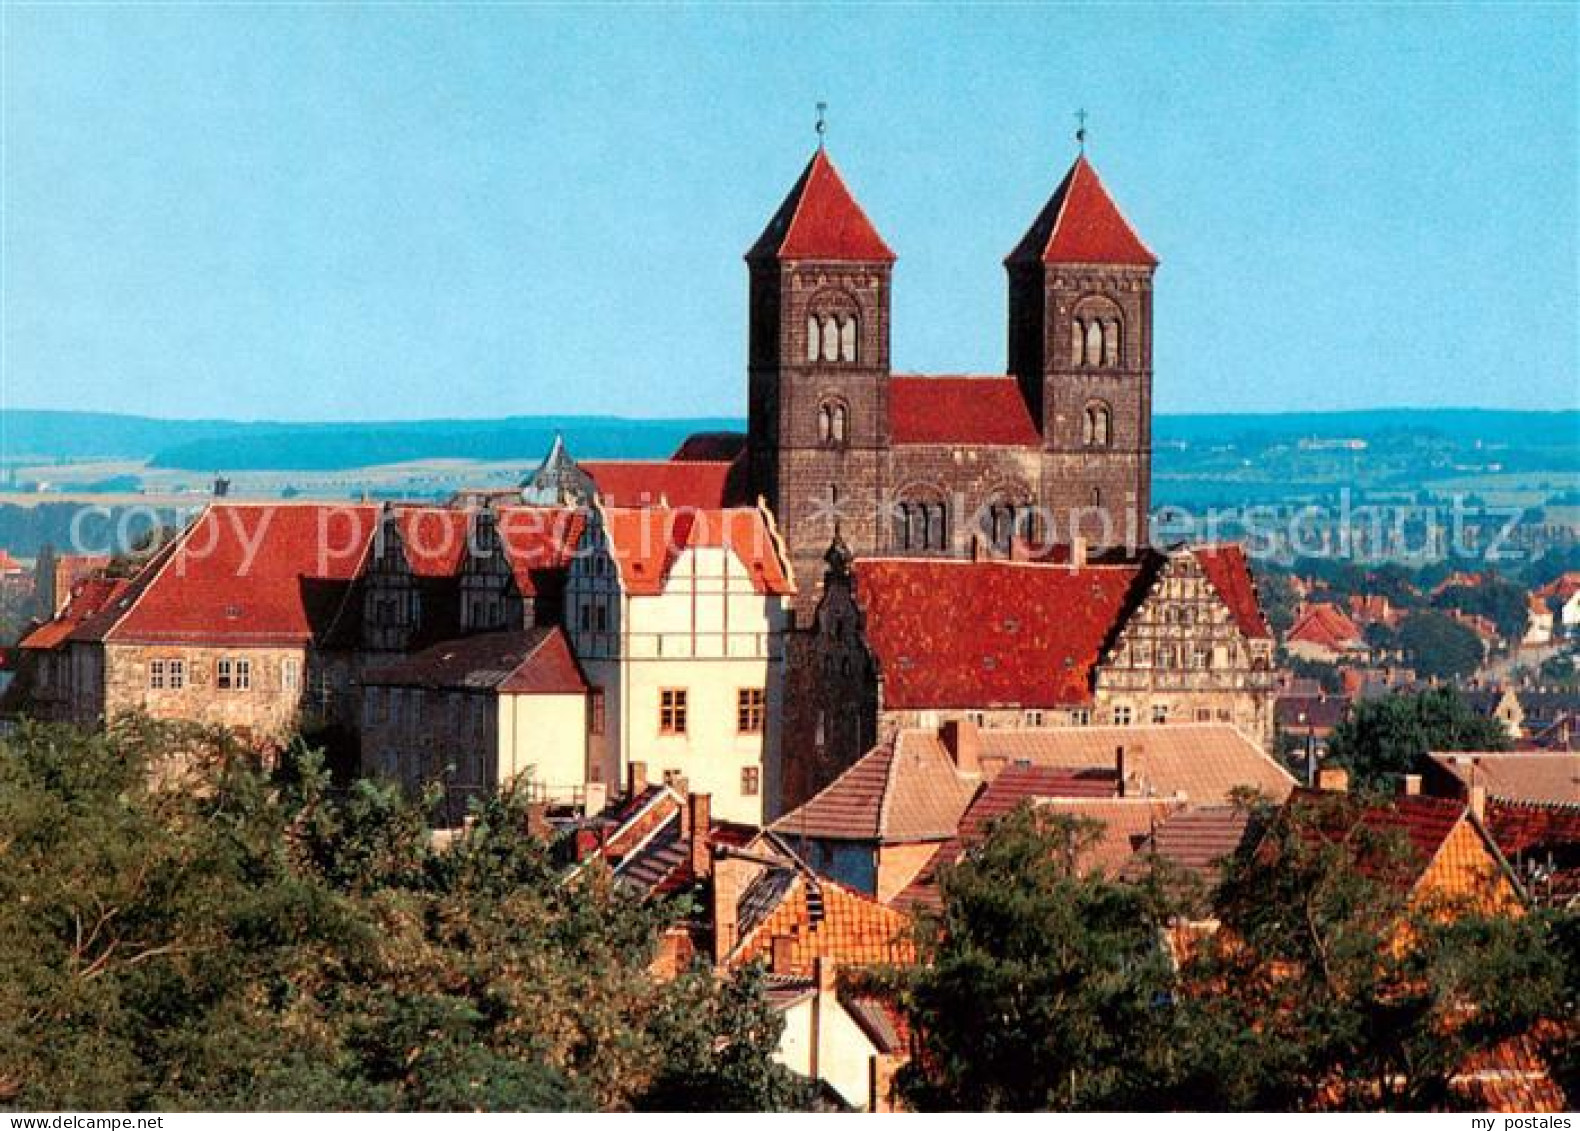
1024;709;1044;727
234;658;251;691
966;710;986;728
217;658;233;691
1113;705;1133;726
149;660;166;690
741;766;761;797
594;604;608;632
282;657;300;693
579;605;591;631
659;688;688;735
1070;708;1091;726
589;689;606;736
663;768;685;789
168;659;185;690
737;688;765;734
1151;703;1168;725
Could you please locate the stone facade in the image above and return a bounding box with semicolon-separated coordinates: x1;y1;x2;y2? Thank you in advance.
103;642;309;744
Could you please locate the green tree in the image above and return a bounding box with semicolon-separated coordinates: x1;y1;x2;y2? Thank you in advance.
893;808;1182;1111
1326;687;1508;788
1431;579;1530;642
0;718;809;1112
1393;611;1486;681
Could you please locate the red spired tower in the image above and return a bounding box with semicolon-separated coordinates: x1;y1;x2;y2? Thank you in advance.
746;144;895;611
1007;150;1158;551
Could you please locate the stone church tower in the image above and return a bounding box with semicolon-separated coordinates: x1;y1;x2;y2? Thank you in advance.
1006;155;1157;550
747;145;1158;613
746;148;895;607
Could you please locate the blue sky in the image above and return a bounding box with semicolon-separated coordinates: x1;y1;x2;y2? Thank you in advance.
4;4;1575;421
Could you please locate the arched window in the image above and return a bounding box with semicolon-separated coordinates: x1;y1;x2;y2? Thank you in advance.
821;315;840;362
1085;321;1104;368
818;399;849;447
839;316;858;362
806;315;820;362
1072;296;1123;368
892;494;949;552
1083;401;1112;448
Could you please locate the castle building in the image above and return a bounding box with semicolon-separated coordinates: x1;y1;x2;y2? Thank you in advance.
746;147;1156;613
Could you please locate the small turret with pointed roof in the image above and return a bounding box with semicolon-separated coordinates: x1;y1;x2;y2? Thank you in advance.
521;433;597;507
1006;154;1157;268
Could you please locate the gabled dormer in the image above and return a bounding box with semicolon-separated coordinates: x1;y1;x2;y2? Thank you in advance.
362;504;420;651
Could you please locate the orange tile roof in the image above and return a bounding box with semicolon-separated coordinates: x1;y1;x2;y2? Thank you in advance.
1430;752;1580;807
361;627;587;696
582;457;747;510
1287;602;1366;651
728;869;915;975
19;576;130;651
771;729;982;843
597;504;795;598
967;724;1298;805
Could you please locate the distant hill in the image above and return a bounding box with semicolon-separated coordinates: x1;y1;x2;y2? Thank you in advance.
2;406;1575;472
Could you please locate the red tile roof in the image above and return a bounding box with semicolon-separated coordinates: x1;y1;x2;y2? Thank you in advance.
888;375;1041;447
598;505;795;598
771;729;983;843
1287;602;1365;652
107;504;379;647
1006;155;1157;268
581;457;747;510
747;149;895;264
1286;789;1471;889
1535;572;1580;603
851;558;1144;709
1120;804;1256;887
0;549;24;575
495;506;586;597
727;869;915;974
1194;544;1272;640
394;507;472;577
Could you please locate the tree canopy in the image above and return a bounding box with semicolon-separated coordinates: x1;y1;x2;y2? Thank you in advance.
1326;686;1509;788
0;718;813;1112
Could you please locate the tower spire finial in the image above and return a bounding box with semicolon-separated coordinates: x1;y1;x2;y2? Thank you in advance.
815;101;828;149
1075;108;1088;153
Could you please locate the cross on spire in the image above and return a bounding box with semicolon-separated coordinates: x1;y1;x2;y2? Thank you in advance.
1075;108;1088;152
815;101;828;148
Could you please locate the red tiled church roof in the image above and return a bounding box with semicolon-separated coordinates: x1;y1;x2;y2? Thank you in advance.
851;558;1144;709
747;149;895;264
1194;544;1272;640
1006;154;1157;268
888;375;1041;447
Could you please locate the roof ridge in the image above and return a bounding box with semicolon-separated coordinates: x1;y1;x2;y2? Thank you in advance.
101;508;209;644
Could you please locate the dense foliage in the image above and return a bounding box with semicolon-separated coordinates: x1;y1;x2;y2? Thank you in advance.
0;719;812;1112
894;798;1575;1112
1381;611;1487;680
1326;687;1509;787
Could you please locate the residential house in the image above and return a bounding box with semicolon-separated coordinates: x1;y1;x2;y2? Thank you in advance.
360;627;590;822
1523;595;1554;647
1534;572;1580;634
786;539;1277;809
1284;602;1368;664
565;501;796;825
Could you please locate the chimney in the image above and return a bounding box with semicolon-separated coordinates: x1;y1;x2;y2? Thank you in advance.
688;792;713;879
1115;745;1127;797
1399;774;1422;797
711;853;755;963
1071;535;1088;569
583;781;608;817
626;760;648;800
1468;783;1486;821
770;934;797;975
1317;765;1350;792
939;718;982;774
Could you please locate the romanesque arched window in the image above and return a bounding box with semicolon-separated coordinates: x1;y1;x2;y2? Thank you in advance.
892;491;949;552
1083;401;1112;448
1072;295;1124;368
818;398;850;447
806;289;861;366
979;485;1037;555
